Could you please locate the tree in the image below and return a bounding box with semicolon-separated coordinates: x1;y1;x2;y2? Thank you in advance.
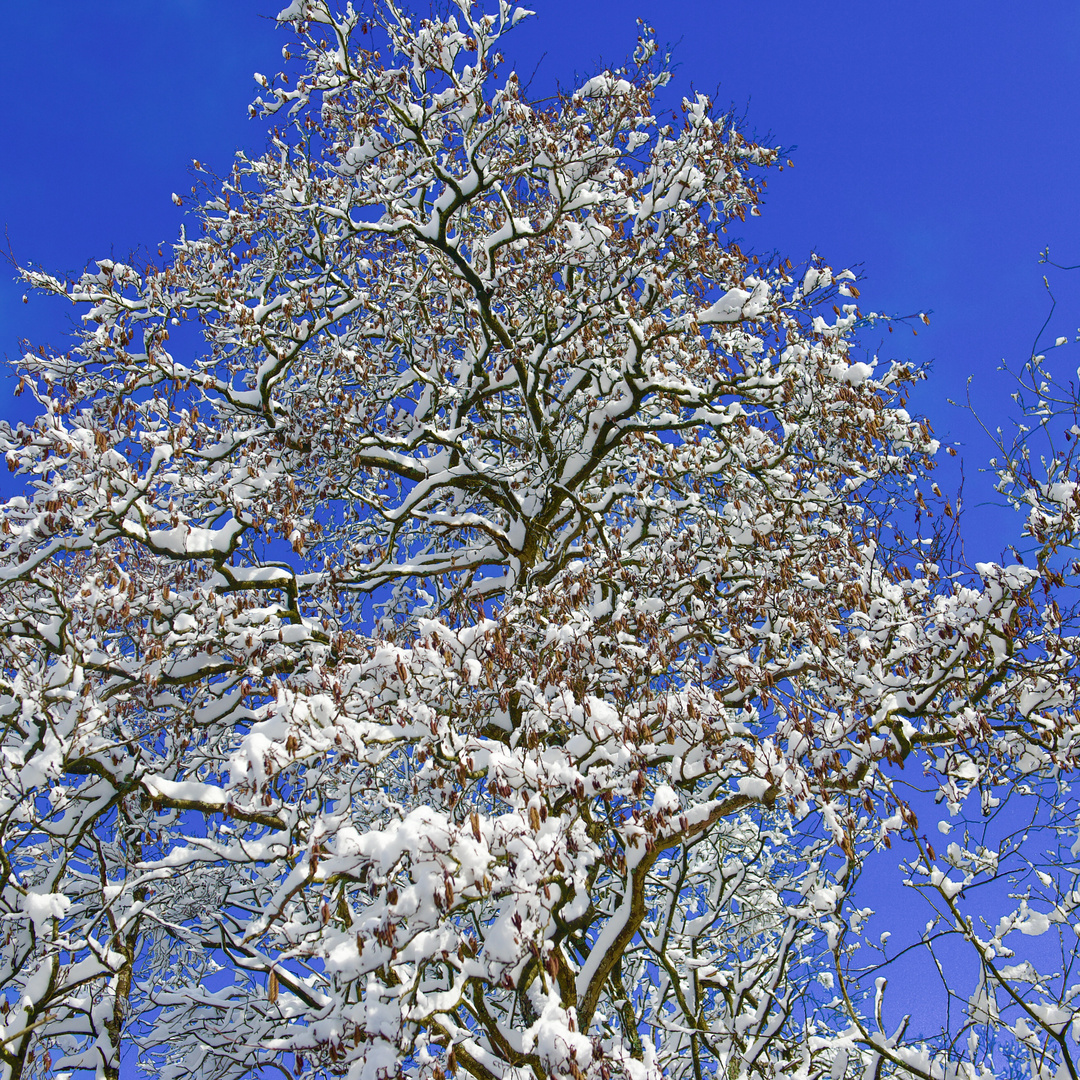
1;2;1078;1078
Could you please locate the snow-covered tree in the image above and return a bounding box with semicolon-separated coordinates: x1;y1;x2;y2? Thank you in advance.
2;3;1078;1078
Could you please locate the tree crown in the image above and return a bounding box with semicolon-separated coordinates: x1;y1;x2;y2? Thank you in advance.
2;4;1078;1080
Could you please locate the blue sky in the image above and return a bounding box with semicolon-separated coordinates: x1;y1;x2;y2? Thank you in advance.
1;0;1078;1049
2;1;1078;562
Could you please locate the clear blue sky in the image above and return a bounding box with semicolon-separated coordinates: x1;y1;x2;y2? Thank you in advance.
3;1;1079;550
2;1;1078;561
1;0;1078;1046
